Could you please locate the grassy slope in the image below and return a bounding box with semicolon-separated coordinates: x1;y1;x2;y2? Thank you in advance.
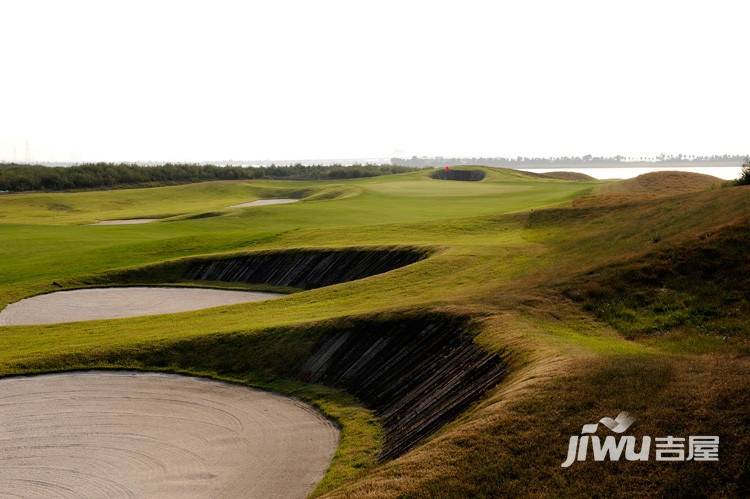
598;170;723;196
1;167;748;497
566;222;750;347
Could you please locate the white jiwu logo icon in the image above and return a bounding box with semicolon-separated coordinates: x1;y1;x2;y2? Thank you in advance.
561;412;719;468
561;412;647;468
580;411;635;434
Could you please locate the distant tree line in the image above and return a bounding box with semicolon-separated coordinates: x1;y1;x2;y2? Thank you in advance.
0;163;415;192
391;154;748;167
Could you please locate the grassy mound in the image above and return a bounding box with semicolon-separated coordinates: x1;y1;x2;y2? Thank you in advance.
304;185;363;201
601;170;722;196
565;221;750;344
331;352;749;498
540;171;595;181
520;170;596;181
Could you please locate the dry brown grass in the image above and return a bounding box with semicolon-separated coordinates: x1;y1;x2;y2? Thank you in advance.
563;220;750;348
570;171;725;209
323;337;749;497
540;171;596;181
515;170;596;181
603;171;722;194
321;184;750;497
321;312;576;498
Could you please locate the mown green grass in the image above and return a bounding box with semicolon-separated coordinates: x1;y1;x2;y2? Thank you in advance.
2;167;747;496
0;168;596;306
0;180;311;224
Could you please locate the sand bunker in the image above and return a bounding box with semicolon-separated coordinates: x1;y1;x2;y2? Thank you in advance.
0;371;338;498
91;218;160;225
229;198;299;208
0;287;283;325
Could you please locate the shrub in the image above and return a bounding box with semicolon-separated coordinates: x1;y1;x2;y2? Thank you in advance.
736;158;750;186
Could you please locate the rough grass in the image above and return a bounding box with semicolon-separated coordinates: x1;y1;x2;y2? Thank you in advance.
332;352;749;498
1;167;748;497
520;170;596;181
564;217;750;348
602;170;722;194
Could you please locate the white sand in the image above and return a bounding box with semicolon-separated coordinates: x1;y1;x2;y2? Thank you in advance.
0;372;339;498
0;287;283;325
229;198;299;208
91;218;160;225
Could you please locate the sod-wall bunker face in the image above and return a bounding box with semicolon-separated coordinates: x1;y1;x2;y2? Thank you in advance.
1;248;430;325
300;315;508;459
74;313;508;462
431;169;486;181
103;247;430;290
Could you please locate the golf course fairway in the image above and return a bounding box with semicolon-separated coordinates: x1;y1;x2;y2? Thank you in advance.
0;166;748;497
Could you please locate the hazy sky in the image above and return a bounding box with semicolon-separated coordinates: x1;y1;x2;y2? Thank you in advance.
1;0;748;162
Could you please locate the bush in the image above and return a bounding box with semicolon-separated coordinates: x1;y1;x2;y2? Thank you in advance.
736;158;750;186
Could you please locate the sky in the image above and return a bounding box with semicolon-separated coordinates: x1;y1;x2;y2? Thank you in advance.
1;0;748;163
